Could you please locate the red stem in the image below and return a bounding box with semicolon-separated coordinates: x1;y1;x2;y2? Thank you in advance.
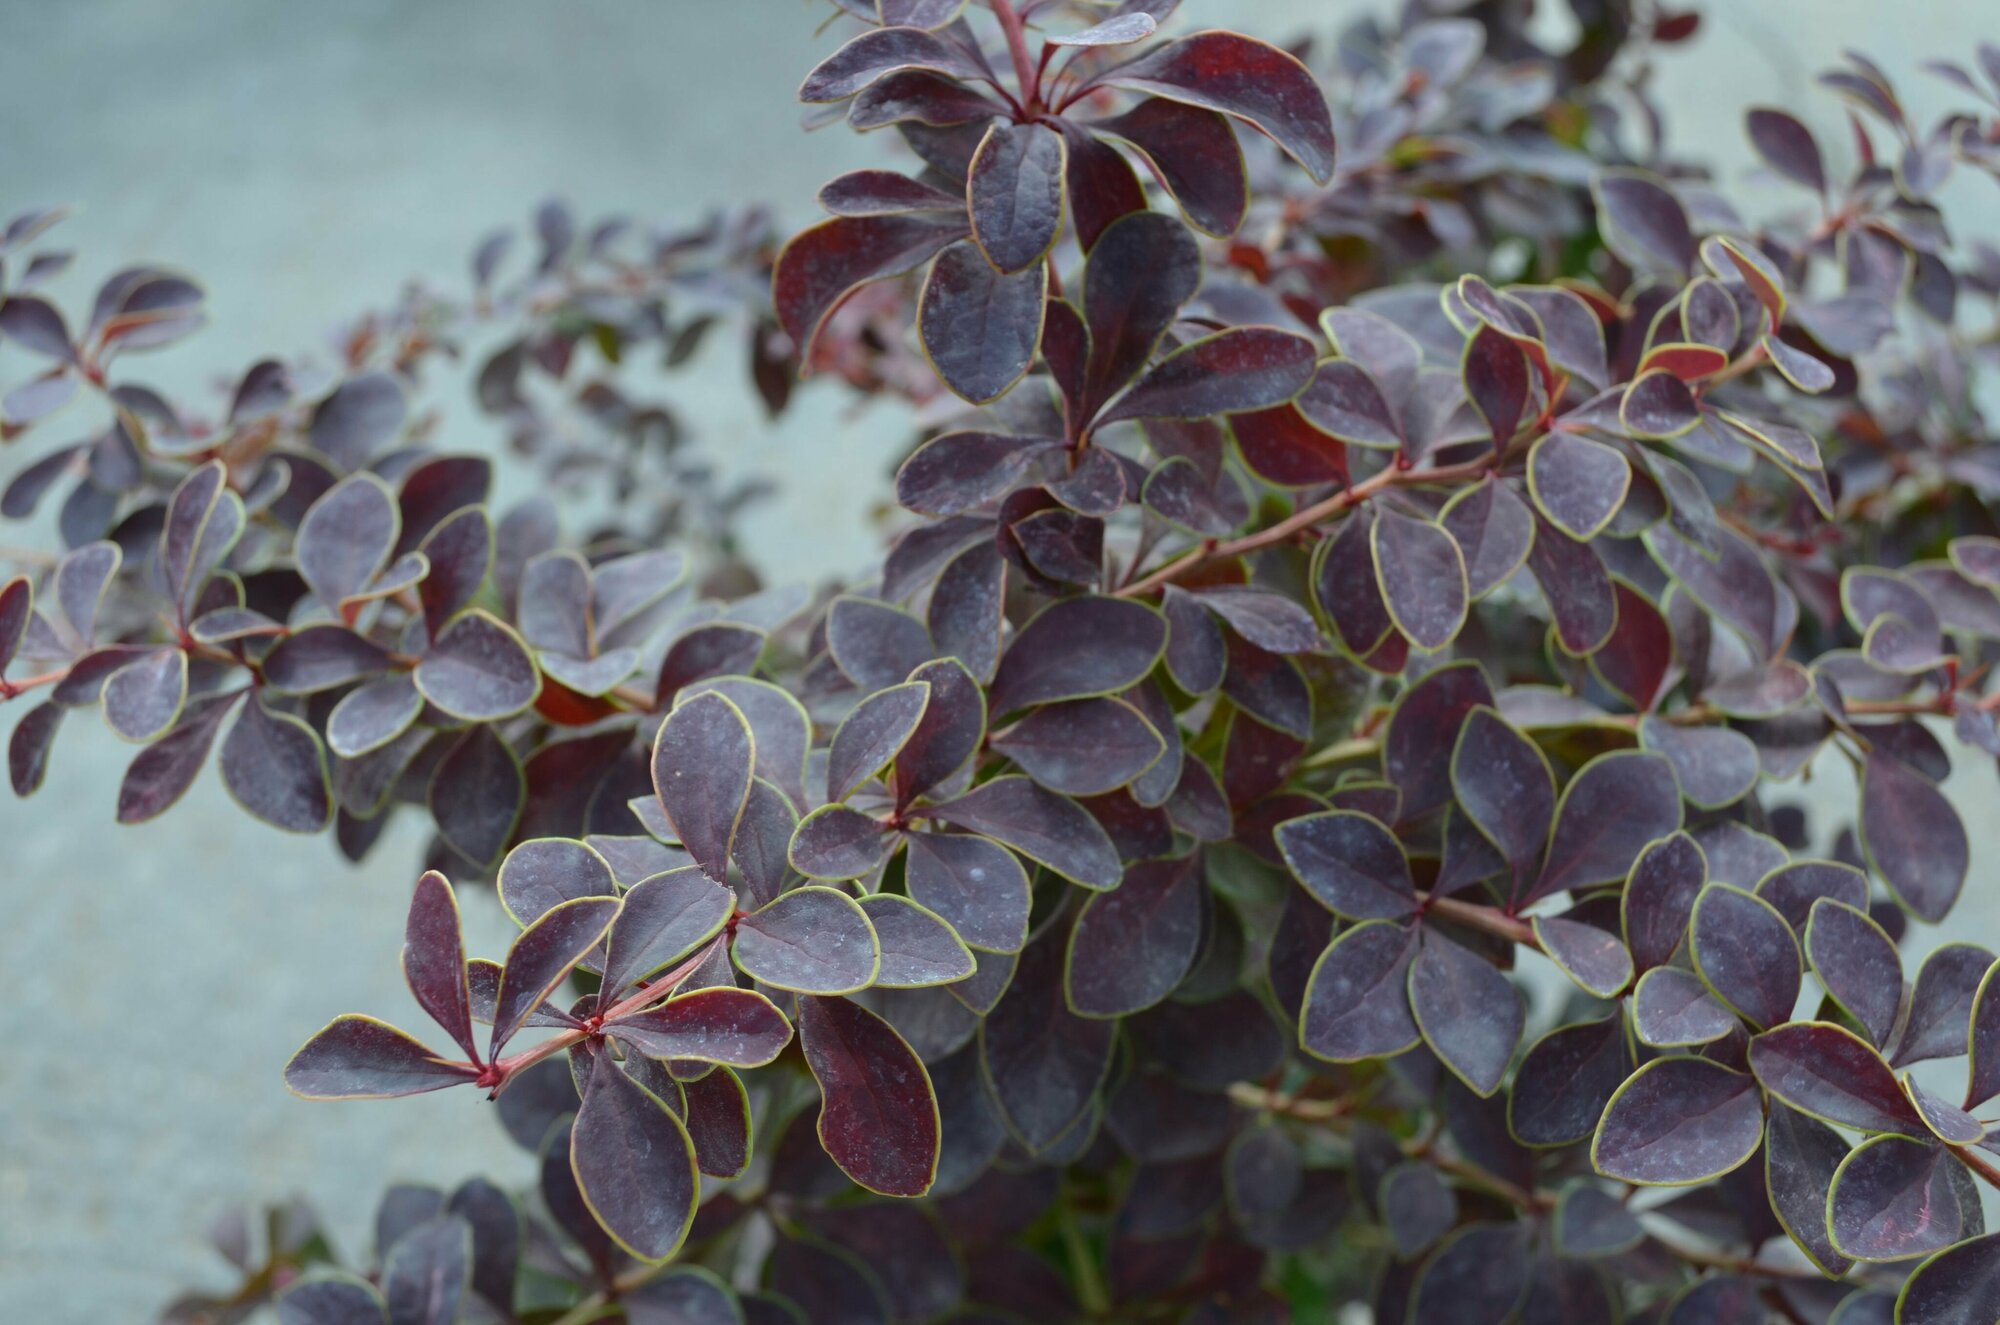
1117;453;1498;598
483;938;724;1094
988;0;1041;110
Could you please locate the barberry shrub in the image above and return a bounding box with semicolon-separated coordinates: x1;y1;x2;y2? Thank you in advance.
8;2;2000;1323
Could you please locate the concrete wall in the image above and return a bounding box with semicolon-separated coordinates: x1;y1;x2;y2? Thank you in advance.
2;1;1996;1316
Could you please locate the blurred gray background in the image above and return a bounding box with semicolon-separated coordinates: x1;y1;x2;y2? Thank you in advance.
2;0;1997;1317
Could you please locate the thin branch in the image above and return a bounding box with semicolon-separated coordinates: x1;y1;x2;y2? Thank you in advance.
1116;454;1498;599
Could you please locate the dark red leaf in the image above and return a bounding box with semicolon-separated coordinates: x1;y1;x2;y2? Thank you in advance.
967;122;1065;275
798;994;940;1196
651;690;755;884
569;1046;698;1261
772;213;967;362
1092;98;1248;237
285;1015;476;1100
1102;31;1336;182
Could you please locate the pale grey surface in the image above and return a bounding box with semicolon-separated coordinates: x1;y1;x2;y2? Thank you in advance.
2;0;1998;1317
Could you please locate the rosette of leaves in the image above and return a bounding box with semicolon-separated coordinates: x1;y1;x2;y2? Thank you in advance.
777;0;1336;405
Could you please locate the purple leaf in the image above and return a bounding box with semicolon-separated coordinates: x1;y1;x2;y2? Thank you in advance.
1160;585;1227;693
1370;511;1468;652
828;680;931;802
1192;586;1324;654
309;372;407;472
1893;943;1993;1069
1805;899;1903;1047
497;838;615;928
1748;1021;1928;1135
1508;1016;1629;1147
403;871;476;1062
826;594;932;691
429;726;522;867
989;695;1165;796
1620;369;1700;438
1527;751;1681;908
569;1046;698;1261
1295;358;1400;449
298;474;399;617
651;691;755;884
1896;1230;2000;1324
221;698;332;833
263;625;394;695
1632;966;1736;1048
926;547;1005;683
1590;1056;1762;1185
605;987;793;1067
925;776;1121;889
1527;432;1629;541
8;701;61;797
798;994;940;1196
1690;883;1801;1029
918;243;1045;404
1591;170;1694;273
732;886;880;994
1533;915;1633;999
114;695;233;824
327;675;423;760
1099;326;1318;425
285;1015;476;1100
858;893;975;987
380;1215;468;1325
1274;810;1418;920
1859;749;1967;923
679;1073;752;1181
1102;31;1336;182
819;169;963;217
1091;98;1247;237
903;831;1031;953
1408;1223;1530;1325
893;657;987;806
103;648;188;743
1754;859;1869;932
1384;660;1494;821
1065;855;1204;1016
773;213;968;363
1746;107;1826;193
1463;325;1528;449
1299;919;1420;1061
1082;212;1202;404
1829;1134;1977;1262
160;460;244;620
0;294;78;361
1409;931;1524;1098
1525;516;1616;656
1639;718;1759;810
1052;12;1157;45
597;867;733;1001
967;123;1065;275
1969;964;2000;1109
981;928;1116;1150
987;594;1163;714
788;804;895;881
1450;706;1555;896
276;1275;388;1325
415;611;539;721
1764;1100;1855;1276
799;25;986;102
490;896;621;1054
